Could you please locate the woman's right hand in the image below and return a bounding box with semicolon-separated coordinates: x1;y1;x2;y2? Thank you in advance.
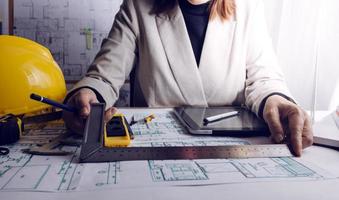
62;88;116;134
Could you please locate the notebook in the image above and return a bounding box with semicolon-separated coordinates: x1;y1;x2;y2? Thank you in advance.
313;110;339;148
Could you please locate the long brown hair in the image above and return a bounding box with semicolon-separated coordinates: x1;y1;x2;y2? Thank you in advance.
152;0;236;21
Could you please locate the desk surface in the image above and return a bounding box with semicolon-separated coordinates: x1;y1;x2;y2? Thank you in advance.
1;109;339;200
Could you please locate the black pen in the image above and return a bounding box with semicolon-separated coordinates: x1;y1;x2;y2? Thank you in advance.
30;93;77;113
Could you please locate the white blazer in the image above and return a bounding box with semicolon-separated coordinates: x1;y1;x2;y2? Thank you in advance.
69;0;292;115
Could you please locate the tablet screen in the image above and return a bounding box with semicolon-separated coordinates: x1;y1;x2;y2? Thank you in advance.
175;107;268;132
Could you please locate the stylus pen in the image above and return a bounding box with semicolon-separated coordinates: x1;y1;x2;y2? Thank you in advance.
30;93;77;113
203;111;240;124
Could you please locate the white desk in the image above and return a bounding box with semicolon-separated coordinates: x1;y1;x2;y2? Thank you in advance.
1;109;339;200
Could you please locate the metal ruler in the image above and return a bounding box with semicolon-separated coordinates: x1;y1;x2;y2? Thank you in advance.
22;133;72;156
80;145;293;162
80;104;293;163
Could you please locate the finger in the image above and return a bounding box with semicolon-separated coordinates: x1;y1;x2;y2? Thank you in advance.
75;92;98;119
62;111;86;135
104;107;118;123
287;108;304;156
264;107;285;143
68;117;86;134
302;114;314;148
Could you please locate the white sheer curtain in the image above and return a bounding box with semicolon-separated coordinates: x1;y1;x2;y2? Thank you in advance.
263;0;339;111
316;0;339;111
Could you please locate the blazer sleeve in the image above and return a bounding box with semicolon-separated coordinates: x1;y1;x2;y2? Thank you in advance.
244;0;294;115
66;0;139;109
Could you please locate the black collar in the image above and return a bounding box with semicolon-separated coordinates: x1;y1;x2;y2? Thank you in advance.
179;0;211;16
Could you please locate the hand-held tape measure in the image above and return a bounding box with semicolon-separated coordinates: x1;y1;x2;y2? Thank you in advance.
0;115;23;145
104;114;133;147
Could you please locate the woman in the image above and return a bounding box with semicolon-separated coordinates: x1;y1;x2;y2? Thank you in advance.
63;0;313;156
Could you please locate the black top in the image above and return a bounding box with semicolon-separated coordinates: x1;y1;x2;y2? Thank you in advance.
179;0;210;66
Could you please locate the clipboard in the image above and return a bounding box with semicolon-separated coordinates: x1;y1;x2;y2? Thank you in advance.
174;107;270;137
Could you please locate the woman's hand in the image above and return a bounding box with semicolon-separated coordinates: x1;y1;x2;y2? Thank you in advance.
263;95;313;156
62;88;117;134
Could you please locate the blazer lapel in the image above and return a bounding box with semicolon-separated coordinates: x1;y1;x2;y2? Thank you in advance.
199;16;237;102
155;6;208;106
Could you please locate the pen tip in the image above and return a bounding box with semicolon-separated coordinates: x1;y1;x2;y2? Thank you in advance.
30;93;39;99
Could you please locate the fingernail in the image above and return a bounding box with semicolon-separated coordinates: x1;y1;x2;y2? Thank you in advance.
274;134;284;143
296;151;301;157
293;148;301;157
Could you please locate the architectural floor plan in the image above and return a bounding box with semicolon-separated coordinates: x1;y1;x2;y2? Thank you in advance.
13;0;131;106
0;109;336;192
14;0;123;81
149;157;324;184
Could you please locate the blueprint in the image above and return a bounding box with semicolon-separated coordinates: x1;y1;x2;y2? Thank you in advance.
0;149;334;192
13;0;131;106
148;158;328;185
0;109;336;192
14;0;123;81
128;111;251;147
0;145;81;192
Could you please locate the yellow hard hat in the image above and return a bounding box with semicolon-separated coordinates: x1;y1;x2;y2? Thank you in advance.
0;35;67;116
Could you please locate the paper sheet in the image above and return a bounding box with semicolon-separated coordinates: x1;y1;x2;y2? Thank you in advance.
0;109;336;192
128;111;250;147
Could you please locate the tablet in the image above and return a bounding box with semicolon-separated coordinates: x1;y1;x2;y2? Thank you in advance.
174;107;269;137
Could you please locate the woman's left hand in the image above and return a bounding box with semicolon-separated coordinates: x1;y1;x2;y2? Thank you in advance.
263;95;314;156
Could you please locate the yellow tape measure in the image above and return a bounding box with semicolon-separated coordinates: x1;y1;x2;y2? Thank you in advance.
0;115;22;145
104;114;133;147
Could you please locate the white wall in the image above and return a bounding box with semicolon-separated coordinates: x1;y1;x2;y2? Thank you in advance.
0;0;9;34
